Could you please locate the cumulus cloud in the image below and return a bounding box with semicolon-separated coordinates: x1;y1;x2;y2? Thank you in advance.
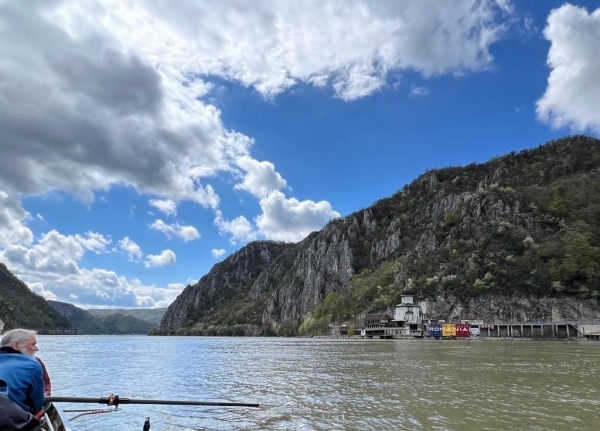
118;236;143;261
214;210;258;244
234;156;287;198
0;231;176;307
74;232;112;254
0;1;229;207
255;191;340;242
150;220;200;242
2;230;85;274
144;249;176;268
211;248;226;258
536;4;600;132
215;191;341;243
149;199;178;217
0;192;33;247
139;0;510;101
124;281;185;307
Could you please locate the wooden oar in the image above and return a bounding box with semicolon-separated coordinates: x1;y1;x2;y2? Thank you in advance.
46;396;260;408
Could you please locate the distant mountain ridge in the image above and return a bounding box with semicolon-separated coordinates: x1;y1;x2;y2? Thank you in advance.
87;308;166;326
49;301;157;334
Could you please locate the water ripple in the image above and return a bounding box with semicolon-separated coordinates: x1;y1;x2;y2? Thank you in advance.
37;336;600;430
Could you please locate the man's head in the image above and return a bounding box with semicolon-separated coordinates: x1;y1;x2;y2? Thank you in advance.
0;329;39;356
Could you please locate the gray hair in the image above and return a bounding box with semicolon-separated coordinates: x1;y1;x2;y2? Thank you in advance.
0;328;37;347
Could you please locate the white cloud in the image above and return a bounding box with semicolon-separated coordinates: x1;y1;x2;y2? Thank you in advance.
2;230;85;274
0;232;177;307
0;192;33;247
536;4;600;133
211;248;226;258
149;199;178;217
234;156;287;198
150;219;200;242
74;232;112;254
0;1;232;208
126;281;185;307
495;0;514;14
214;210;258;244
136;0;510;101
118;236;143;261
145;249;176;268
215;191;341;243
410;86;430;97
255;191;340;242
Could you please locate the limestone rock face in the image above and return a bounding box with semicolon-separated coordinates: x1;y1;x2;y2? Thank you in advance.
261;221;355;322
161;241;295;329
427;294;600;323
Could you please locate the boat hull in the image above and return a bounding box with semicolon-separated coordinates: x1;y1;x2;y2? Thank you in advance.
41;402;73;431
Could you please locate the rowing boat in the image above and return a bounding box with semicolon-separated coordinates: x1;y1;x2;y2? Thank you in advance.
40;402;73;431
40;402;121;430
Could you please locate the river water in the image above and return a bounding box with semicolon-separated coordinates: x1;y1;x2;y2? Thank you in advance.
37;336;600;430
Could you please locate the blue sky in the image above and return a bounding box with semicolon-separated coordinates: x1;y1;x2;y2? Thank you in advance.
0;0;598;309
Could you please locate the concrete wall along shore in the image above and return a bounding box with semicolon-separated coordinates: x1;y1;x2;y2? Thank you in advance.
360;321;600;340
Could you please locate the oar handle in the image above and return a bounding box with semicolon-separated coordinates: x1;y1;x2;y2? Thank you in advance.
46;396;260;408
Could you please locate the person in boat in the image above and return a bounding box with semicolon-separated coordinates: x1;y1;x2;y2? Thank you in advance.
35;356;51;396
0;378;42;431
0;329;45;413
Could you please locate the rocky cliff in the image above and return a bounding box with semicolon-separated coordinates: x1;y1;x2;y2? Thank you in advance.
160;241;296;332
159;135;600;335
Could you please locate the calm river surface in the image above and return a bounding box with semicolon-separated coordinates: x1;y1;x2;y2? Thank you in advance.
37;336;600;430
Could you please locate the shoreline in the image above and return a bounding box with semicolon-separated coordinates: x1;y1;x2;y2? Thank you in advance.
332;335;589;342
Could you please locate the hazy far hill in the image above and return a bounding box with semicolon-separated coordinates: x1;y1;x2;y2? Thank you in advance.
87;308;167;326
48;301;106;334
50;301;157;334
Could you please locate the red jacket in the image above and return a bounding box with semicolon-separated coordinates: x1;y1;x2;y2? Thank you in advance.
35;357;51;396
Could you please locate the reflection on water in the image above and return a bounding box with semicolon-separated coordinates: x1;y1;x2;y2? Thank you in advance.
38;336;600;430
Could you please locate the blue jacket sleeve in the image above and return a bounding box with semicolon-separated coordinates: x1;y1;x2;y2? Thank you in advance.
29;361;45;412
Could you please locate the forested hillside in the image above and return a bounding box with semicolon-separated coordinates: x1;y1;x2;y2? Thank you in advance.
158;136;600;336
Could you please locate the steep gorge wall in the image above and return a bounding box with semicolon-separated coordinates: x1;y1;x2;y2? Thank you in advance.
161;241;295;329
